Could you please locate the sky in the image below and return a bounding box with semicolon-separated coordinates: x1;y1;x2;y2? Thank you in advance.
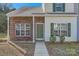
11;3;42;9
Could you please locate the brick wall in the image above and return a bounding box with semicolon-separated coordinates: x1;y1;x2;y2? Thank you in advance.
9;16;44;41
9;16;33;41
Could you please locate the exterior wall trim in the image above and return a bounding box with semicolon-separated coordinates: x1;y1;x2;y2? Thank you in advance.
33;16;35;43
8;14;77;17
7;16;10;41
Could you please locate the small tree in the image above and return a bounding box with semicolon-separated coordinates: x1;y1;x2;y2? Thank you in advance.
0;3;16;34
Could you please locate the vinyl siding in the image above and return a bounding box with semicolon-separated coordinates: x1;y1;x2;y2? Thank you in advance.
45;3;75;13
45;16;77;42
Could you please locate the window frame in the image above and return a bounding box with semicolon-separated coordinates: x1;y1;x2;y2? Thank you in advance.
51;23;71;37
15;23;31;37
53;3;65;12
25;24;31;36
15;24;21;36
60;23;68;36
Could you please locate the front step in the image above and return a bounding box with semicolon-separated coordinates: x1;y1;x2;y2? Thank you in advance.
35;40;45;42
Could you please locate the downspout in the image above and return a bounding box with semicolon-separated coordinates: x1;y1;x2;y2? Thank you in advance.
42;3;45;13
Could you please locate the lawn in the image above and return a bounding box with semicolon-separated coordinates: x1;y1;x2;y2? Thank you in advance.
46;42;79;56
13;42;35;56
0;43;23;56
0;33;7;38
0;33;7;42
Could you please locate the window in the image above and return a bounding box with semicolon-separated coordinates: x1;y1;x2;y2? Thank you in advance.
51;23;71;37
54;23;60;36
60;24;68;36
15;23;31;36
53;3;65;12
21;24;25;35
26;24;31;35
16;24;20;35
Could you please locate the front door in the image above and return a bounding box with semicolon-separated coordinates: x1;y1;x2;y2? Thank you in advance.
36;23;44;40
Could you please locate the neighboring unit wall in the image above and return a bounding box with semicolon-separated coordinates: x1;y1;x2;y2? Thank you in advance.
45;3;75;13
45;16;77;42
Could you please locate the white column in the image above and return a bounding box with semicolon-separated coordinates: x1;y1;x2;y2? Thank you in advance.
7;16;10;41
33;16;35;43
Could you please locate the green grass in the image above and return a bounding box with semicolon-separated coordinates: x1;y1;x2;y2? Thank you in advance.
0;33;7;38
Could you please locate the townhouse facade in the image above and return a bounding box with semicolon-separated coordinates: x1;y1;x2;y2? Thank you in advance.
7;3;79;42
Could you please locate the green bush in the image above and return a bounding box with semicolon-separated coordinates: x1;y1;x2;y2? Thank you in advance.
60;35;65;43
50;34;56;43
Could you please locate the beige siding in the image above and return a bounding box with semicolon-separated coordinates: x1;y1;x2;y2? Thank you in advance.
45;16;77;42
45;3;53;12
65;3;74;12
45;3;75;13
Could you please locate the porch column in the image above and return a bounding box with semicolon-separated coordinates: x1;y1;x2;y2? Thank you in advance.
7;16;10;41
33;16;35;43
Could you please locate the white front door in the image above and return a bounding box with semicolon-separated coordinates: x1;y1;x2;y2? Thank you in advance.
36;23;44;40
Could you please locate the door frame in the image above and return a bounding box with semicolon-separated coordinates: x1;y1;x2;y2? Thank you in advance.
36;23;44;40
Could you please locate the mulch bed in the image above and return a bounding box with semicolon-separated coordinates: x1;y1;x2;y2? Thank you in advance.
45;42;79;56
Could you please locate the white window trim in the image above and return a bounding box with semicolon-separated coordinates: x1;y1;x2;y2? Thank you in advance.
53;23;69;36
54;3;64;12
15;24;21;37
15;23;31;37
25;24;31;37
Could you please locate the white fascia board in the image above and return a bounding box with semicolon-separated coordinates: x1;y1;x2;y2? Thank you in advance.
45;14;78;17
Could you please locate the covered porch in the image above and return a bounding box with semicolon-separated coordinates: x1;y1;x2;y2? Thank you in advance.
8;16;45;43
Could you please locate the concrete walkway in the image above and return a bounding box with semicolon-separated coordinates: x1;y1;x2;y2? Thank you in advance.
34;41;49;56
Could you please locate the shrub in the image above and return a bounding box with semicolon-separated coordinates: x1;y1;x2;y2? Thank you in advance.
60;35;65;43
50;34;56;43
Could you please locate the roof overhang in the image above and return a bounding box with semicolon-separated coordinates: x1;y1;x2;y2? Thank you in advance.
32;12;78;17
6;7;43;17
7;12;78;17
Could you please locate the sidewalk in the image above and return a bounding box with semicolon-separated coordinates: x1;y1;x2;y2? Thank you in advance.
34;41;49;56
